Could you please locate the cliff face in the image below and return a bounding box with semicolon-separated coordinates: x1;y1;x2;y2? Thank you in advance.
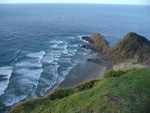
9;33;150;113
109;32;150;64
89;32;150;65
10;68;150;113
90;32;109;53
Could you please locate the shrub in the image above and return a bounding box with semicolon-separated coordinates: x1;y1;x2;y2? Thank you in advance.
75;80;99;91
104;69;126;78
47;88;74;100
46;80;99;101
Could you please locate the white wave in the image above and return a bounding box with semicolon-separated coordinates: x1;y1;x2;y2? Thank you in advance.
61;69;70;76
82;52;88;56
59;57;71;62
51;61;58;65
57;75;65;84
4;94;27;106
50;44;66;49
72;44;79;47
64;45;67;51
0;66;12;96
15;59;42;68
42;57;54;64
26;50;45;59
44;81;57;95
60;65;75;77
16;51;45;68
46;65;59;80
51;44;58;48
62;45;68;54
66;36;75;39
50;50;62;58
39;78;57;94
16;68;43;81
50;40;63;44
50;51;61;61
78;35;90;39
67;52;75;56
15;68;43;96
68;66;74;70
67;46;77;53
78;35;92;44
42;52;55;64
68;50;77;56
66;47;77;56
40;78;53;86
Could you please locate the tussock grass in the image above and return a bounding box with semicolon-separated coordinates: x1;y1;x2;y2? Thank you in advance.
10;68;150;113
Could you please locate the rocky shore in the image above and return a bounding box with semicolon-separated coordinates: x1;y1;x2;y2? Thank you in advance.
80;32;150;70
9;32;150;113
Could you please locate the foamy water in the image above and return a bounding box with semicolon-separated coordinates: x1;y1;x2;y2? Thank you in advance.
0;35;93;113
0;67;12;96
0;4;149;113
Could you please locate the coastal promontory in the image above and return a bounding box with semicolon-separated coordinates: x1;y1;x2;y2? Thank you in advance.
9;32;150;113
82;32;150;70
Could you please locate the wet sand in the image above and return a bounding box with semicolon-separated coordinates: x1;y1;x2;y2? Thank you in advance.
59;61;107;88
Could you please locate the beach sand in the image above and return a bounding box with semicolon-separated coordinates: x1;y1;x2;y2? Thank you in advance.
59;61;107;88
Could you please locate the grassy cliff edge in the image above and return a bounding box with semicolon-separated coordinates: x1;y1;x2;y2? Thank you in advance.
10;68;150;113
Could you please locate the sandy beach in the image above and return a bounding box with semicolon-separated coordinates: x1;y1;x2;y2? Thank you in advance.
59;61;107;88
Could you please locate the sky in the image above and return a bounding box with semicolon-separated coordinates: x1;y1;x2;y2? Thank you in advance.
0;0;150;5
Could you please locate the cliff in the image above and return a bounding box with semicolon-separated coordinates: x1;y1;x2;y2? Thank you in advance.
9;68;150;113
9;32;150;113
90;32;109;53
108;32;150;65
84;32;150;66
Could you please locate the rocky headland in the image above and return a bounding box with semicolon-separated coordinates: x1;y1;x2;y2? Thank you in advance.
9;32;150;113
81;32;150;70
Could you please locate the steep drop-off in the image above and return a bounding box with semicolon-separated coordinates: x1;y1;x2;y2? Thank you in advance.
85;32;150;65
9;32;150;113
10;68;150;113
108;32;150;65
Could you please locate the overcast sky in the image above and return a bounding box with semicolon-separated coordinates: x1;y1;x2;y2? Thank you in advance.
0;0;150;5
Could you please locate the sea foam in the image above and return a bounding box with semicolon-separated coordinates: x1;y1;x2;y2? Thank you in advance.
0;66;12;96
16;68;43;81
26;51;45;59
15;59;43;68
4;94;27;106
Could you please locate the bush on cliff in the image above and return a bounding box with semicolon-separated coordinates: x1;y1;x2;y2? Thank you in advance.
10;68;150;113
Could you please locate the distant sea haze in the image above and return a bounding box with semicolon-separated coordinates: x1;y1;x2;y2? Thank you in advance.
0;4;150;113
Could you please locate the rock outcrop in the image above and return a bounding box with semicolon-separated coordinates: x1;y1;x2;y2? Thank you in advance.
108;32;150;65
90;32;109;53
81;32;150;66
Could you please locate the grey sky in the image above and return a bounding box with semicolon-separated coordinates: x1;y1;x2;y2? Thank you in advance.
0;0;150;5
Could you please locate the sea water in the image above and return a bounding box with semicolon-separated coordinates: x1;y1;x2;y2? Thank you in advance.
0;4;150;112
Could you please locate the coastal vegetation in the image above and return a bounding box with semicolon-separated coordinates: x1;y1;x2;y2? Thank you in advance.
10;68;150;113
9;32;150;113
108;32;150;65
82;32;150;65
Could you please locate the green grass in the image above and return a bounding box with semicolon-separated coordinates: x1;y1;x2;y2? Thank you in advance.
9;68;150;113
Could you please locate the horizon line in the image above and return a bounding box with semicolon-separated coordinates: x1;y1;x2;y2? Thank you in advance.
0;3;150;5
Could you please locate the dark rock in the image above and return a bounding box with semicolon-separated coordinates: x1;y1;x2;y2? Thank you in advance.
90;32;109;53
105;94;121;102
108;32;150;64
87;58;105;65
81;36;94;44
79;44;95;51
81;32;150;65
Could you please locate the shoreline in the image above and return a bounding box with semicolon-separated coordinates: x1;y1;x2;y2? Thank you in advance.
59;36;112;88
59;60;108;88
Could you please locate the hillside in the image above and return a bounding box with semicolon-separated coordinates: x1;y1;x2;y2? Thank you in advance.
108;32;150;65
86;32;150;65
10;68;150;113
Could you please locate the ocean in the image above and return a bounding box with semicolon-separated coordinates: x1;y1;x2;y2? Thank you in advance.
0;4;150;112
